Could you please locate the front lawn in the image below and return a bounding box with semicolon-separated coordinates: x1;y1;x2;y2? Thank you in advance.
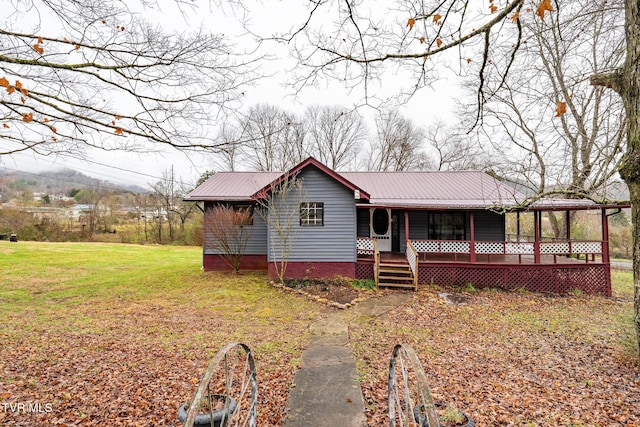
2;241;638;426
0;241;326;426
352;274;639;426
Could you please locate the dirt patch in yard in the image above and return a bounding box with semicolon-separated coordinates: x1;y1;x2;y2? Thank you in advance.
283;281;364;304
276;277;387;307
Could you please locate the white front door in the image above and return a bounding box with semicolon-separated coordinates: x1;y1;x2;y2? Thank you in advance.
370;208;391;252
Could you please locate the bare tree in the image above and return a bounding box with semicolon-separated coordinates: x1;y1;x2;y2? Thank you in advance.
0;0;258;158
214;121;244;172
146;192;164;244
473;0;625;204
240;104;306;171
425;122;488;171
171;178;198;240
205;205;254;273
255;174;304;283
73;186;106;237
304;104;367;169
368;110;426;171
150;166;182;242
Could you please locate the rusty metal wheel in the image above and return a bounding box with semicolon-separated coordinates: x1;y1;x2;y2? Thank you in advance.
388;343;438;427
182;342;257;427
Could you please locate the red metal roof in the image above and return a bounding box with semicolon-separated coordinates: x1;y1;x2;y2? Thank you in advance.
184;158;624;210
341;171;525;209
184;171;280;201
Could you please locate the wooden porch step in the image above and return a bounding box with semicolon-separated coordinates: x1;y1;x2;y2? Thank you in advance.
378;267;411;273
377;282;416;289
379;262;410;268
379;268;412;275
376;260;416;290
378;275;414;282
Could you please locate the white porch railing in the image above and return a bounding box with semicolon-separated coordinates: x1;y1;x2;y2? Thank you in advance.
405;241;418;290
410;239;604;264
357;237;375;256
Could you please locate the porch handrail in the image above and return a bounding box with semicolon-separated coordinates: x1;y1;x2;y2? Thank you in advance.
406;240;418;290
410;238;604;265
411;238;603;256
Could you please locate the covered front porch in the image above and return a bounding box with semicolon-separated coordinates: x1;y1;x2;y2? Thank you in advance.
355;205;618;296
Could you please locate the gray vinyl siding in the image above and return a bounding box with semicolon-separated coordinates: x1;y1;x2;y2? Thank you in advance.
268;167;356;262
357;209;370;237
407;211;430;240
471;210;505;241
203;202;267;255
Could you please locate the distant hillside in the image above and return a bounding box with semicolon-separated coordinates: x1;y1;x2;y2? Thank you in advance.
0;168;148;197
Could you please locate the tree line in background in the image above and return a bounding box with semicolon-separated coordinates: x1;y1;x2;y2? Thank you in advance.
213;104;487;173
0;168;202;246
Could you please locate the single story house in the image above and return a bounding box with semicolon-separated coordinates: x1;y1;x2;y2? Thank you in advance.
185;157;627;296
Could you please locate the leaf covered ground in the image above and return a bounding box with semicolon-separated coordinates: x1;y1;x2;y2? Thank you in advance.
0;242;326;426
351;279;639;426
1;242;639;426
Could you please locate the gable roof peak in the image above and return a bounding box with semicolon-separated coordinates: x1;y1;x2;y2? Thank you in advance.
251;156;370;200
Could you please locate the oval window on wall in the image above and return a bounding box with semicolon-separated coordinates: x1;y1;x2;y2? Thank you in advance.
372;208;389;235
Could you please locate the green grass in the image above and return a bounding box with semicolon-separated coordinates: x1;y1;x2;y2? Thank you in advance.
612;269;634;296
0;240;322;328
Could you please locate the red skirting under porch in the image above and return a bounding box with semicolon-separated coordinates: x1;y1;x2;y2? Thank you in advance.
356;259;611;296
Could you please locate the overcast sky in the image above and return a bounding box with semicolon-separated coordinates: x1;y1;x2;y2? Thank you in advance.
0;1;458;190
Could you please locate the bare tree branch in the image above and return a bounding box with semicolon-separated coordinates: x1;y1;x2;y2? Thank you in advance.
0;0;262;157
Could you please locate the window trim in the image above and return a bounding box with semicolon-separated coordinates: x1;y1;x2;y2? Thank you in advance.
232;204;254;226
299;202;324;227
428;212;465;240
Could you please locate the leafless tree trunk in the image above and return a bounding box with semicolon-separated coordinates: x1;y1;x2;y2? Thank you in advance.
205;205;254;273
151;167;176;241
255;174;304;283
591;0;640;368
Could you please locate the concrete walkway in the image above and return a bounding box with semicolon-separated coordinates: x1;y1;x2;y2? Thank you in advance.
283;293;411;427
